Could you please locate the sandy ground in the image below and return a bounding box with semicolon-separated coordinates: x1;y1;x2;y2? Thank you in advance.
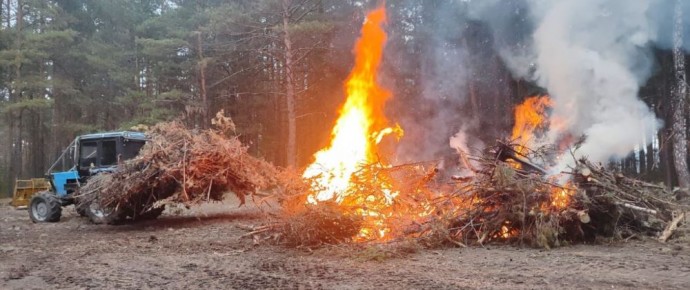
1;197;689;290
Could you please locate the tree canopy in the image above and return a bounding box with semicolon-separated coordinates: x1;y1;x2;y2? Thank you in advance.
1;0;688;196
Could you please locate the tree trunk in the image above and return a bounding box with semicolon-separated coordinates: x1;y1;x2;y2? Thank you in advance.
2;0;8;195
4;0;9;29
8;0;24;191
282;0;297;168
197;31;209;127
672;0;690;189
5;113;13;194
30;111;43;177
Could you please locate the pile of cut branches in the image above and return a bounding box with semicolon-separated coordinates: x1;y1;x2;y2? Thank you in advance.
277;201;363;247
262;161;451;246
262;141;687;248
569;158;685;242
78;113;279;223
421;143;686;248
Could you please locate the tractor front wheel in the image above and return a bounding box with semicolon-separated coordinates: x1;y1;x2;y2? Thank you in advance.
28;192;62;223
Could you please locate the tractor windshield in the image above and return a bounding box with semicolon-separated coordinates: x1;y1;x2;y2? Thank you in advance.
121;140;145;161
79;141;98;168
101;140;117;166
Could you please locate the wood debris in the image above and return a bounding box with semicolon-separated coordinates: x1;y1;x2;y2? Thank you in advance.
265;141;688;248
77;115;280;223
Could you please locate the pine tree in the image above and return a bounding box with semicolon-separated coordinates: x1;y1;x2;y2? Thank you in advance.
672;0;690;189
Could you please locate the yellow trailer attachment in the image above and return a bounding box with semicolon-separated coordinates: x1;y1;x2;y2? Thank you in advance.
10;178;51;208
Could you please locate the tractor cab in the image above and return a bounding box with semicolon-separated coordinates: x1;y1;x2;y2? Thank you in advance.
28;131;147;223
75;131;147;178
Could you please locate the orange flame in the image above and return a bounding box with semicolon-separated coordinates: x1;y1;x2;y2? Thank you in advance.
510;95;576;211
551;185;574;209
302;6;402;239
511;96;553;155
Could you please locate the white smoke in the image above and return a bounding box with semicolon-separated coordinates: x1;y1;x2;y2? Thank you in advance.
394;1;473;163
532;0;662;170
449;121;483;175
393;0;685;173
465;0;674;171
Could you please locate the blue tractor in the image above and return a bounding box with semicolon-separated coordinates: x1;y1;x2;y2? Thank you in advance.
28;131;150;223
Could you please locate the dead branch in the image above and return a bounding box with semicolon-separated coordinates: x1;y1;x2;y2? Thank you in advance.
659;212;686;243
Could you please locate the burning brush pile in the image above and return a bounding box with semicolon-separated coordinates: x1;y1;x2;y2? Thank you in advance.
77;111;279;224
269;141;687;249
449;143;686;248
77;6;686;250
255;6;688;249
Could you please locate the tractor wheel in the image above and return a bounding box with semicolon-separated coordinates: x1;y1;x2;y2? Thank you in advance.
28;192;62;223
86;199;124;225
136;206;165;221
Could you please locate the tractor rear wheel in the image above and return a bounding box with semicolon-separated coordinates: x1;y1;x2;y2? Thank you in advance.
28;192;62;223
86;199;124;225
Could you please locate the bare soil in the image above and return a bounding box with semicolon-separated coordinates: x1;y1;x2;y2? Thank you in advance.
1;197;689;290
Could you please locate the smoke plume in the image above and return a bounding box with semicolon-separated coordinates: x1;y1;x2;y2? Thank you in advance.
533;0;661;170
391;0;690;173
393;1;476;163
463;0;690;170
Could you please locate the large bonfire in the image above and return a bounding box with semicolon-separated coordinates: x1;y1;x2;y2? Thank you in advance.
300;6;404;241
270;6;687;248
80;6;686;249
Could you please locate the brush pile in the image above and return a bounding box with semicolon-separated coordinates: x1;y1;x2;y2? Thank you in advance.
277;201;363;247
441;143;684;248
266;141;687;248
77;112;279;224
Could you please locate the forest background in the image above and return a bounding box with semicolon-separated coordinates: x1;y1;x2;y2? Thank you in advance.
1;0;688;196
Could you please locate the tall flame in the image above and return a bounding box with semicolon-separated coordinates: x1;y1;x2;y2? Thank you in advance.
510;95;575;211
511;95;553;155
303;6;400;202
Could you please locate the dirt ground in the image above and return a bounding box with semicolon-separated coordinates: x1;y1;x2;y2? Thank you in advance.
1;197;689;290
